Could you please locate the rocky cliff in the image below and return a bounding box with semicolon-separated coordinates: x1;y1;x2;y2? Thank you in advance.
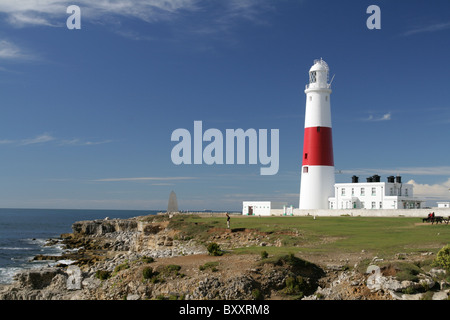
0;214;448;300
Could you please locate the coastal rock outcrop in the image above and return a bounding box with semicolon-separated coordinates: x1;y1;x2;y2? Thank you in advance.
1;213;449;301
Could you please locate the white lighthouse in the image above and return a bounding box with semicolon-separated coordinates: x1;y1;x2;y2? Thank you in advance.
299;59;335;209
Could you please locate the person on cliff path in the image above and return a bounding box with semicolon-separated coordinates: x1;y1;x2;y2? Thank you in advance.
226;213;230;229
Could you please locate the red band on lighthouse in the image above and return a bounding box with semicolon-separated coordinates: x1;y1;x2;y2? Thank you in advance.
302;126;334;166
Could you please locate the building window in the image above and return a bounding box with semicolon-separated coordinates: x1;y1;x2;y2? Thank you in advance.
372;187;376;196
361;188;365;196
341;188;346;196
405;189;408;196
351;188;355;196
390;187;393;196
361;201;365;209
379;202;383;209
371;202;376;209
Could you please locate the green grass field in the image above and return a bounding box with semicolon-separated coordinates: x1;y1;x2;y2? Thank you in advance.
169;215;450;259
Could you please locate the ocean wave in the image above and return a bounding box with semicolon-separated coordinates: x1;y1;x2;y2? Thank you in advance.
0;247;33;251
0;267;22;284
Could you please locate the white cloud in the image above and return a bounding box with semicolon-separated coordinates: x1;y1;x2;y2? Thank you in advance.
0;139;15;144
344;166;450;176
0;0;273;33
0;0;200;27
93;176;197;182
59;138;114;146
403;22;450;36
407;179;450;200
0;40;31;60
0;133;114;146
20;133;56;145
364;112;391;122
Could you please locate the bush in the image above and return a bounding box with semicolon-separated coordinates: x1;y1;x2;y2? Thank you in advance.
142;267;156;280
199;261;219;271
114;262;129;274
166;264;182;272
141;256;155;264
260;251;269;259
252;289;263;300
434;245;450;271
284;276;309;297
207;242;224;256
95;270;111;280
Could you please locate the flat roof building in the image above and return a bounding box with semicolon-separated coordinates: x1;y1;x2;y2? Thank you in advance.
242;201;291;216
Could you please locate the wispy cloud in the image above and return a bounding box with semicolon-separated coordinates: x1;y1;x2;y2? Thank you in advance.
363;112;391;122
0;0;199;28
93;177;197;182
20;133;56;145
403;21;450;36
0;139;15;144
0;133;114;147
59;138;114;146
341;166;450;176
0;0;274;38
0;40;33;60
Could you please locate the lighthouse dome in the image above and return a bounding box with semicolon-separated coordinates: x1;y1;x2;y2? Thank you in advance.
309;59;329;73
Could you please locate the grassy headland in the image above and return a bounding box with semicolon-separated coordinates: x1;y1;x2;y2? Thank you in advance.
168;214;449;260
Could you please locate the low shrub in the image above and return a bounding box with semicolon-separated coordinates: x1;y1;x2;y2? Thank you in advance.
260;250;269;259
141;256;155;264
207;242;224;256
283;275;310;298
199;261;219;271
95;270;111;280
142;267;156;280
114;262;129;274
252;289;263;300
434;245;450;271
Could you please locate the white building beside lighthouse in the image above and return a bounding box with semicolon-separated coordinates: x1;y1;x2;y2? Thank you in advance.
328;175;426;210
299;59;335;209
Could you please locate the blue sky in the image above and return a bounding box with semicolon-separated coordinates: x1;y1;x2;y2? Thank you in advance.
1;0;450;211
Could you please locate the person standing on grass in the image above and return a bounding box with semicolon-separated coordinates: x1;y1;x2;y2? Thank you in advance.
226;213;230;229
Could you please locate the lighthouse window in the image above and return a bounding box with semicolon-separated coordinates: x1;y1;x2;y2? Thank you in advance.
304;153;308;160
310;71;317;83
303;167;308;173
325;96;328;101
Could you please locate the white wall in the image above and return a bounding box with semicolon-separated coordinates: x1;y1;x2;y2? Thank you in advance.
291;208;450;218
242;201;271;216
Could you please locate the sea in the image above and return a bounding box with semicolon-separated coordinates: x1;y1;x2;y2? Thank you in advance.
0;208;158;285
